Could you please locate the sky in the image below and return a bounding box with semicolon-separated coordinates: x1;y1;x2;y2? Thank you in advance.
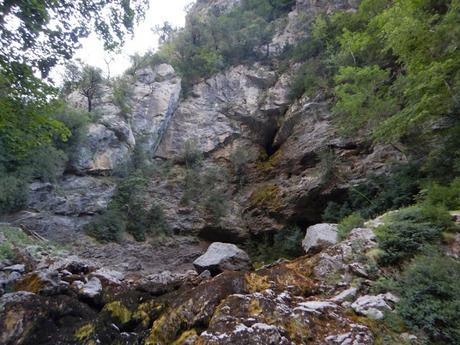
58;0;193;79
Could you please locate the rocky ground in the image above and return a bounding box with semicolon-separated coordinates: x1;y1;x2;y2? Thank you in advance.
0;218;421;345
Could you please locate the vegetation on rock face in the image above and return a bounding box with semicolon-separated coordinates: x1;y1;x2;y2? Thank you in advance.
135;0;296;91
396;254;460;345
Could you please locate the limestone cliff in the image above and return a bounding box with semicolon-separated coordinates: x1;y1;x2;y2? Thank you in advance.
5;0;404;248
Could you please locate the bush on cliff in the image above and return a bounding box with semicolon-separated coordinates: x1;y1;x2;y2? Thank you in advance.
395;254;460;344
375;206;450;265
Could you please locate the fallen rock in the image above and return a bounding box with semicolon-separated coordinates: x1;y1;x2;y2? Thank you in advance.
90;268;124;286
351;293;399;320
2;264;26;273
193;242;252;275
302;223;338;254
349;262;369;278
14;270;62;295
348;228;376;242
78;277;102;305
331;287;358;303
137;270;197;295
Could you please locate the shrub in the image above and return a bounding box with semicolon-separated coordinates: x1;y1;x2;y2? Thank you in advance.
246;226;304;265
0;174;28;215
274;225;304;258
203;189;228;222
126;201;170;241
84;208;125;243
53;106;92;160
21;145;67;182
375;206;445;265
112;77;133;118
178;139;202;169
422;178;460;210
322;163;421;222
337;212;364;240
396;254;460;344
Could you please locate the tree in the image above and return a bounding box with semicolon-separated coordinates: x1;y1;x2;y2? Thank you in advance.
0;0;148;165
78;66;103;113
0;0;148;79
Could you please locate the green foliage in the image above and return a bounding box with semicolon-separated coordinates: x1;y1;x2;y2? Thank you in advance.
0;0;148;78
53;106;92;161
0;226;34;261
396;254;460;344
375;206;448;265
0;174;28;215
422;178;460;210
145;0;294;89
322;163;421;222
112;77;133;118
21;145;67;183
333;65;396;136
337;213;364;240
178;139;203;169
246;226;304;265
63;62;103;112
289;58;330;100
86;171;170;243
323;0;460;142
229;146;254;187
85;208;125;243
423;124;460;183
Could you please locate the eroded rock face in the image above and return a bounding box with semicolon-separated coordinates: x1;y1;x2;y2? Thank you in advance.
69;64;181;175
193;242;252;275
156;64;278;159
302;223;338;254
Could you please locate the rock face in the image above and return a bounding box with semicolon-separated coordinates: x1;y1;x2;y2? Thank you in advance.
351;293;400;320
193;242;252;275
302;223;338;254
70;64;181;175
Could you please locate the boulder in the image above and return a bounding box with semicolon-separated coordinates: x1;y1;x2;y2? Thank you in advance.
193;242;252;275
351;293;400;320
302;223;338;254
2;264;26;273
78;277;102;305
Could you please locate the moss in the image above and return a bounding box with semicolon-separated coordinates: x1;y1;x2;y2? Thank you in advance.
133;301;163;328
248;299;262;316
74;323;95;341
14;273;45;293
245;273;271;293
249;184;283;212
145;299;195;345
284;318;310;343
171;329;198;345
103;301;132;325
256;149;283;171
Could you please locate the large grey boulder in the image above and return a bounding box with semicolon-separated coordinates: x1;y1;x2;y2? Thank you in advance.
193;242;252;275
351;293;400;320
302;223;338;254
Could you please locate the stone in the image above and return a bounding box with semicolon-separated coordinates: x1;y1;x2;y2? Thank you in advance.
349;262;369;278
302;223;338;254
351;293;400;320
14;270;62;295
90;268;124;286
78;277;102;304
331;287;358;303
348;228;376;242
193;242;252;275
294;300;337;314
2;264;25;273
